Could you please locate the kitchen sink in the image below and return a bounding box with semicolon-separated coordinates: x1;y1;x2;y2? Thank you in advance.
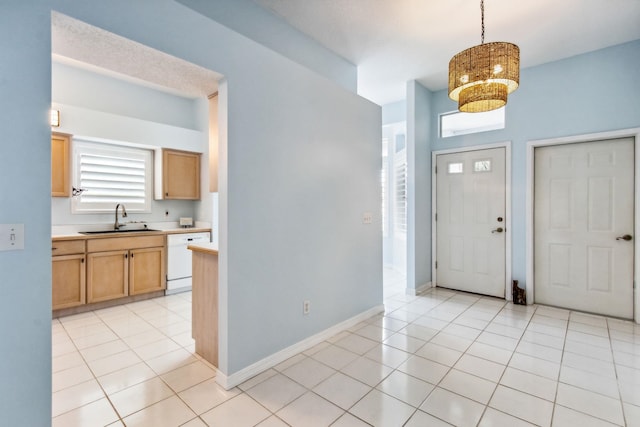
79;229;160;235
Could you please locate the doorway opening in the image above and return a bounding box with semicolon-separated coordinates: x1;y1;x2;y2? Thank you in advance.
382;122;407;297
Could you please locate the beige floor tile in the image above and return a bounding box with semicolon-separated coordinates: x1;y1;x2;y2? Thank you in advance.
245;373;306;412
160;360;216;393
282;356;336;388
52;397;119;427
398;354;449;384
97;361;157;395
376;370;434;407
501;367;557;401
421;387;485;427
122;395;196;427
350;389;415;427
145;348;198;374
200;394;271;427
439;369;497;405
313;372;370;410
86;350;143;377
52;364;95;392
277;391;343;426
109;376;174;417
179;378;240;414
489;385;553;427
52;379;105;417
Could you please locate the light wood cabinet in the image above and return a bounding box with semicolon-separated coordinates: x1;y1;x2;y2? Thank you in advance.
129;246;166;295
87;250;128;303
51;133;70;197
160;149;201;200
189;244;218;367
87;235;166;303
52;240;86;310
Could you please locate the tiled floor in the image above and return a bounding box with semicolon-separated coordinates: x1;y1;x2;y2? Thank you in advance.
52;273;640;426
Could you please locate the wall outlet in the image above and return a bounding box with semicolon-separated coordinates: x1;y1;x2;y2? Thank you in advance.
363;212;373;224
303;300;310;315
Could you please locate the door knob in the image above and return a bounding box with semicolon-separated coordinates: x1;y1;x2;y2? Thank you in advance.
616;234;633;241
492;227;504;233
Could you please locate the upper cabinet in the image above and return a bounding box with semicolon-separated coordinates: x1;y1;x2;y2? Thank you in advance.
155;149;201;200
51;133;70;197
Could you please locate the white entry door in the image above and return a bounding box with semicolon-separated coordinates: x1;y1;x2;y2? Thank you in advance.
436;147;506;297
534;138;634;318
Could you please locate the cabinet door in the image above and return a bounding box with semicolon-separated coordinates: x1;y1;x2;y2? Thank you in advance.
52;254;86;310
163;149;200;200
129;246;166;295
51;133;70;197
87;250;128;303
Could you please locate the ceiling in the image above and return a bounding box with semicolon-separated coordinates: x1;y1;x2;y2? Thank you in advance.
51;12;221;99
52;2;640;105
254;0;640;105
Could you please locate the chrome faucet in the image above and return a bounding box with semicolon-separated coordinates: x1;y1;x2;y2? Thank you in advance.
114;204;128;230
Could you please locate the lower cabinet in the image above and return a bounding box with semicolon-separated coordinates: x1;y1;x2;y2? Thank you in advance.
130;246;166;295
87;250;129;303
52;239;86;310
86;235;166;304
52;254;86;310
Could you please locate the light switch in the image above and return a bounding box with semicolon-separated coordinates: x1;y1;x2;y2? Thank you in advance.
0;224;24;251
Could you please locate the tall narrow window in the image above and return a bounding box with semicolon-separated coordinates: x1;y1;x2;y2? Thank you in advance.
394;146;407;233
72;140;153;213
381;137;389;237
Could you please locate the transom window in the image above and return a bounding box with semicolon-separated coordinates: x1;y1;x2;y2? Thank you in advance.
440;107;505;138
71;139;153;213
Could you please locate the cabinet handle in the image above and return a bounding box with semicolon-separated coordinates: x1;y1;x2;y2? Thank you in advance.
165;192;169;197
52;247;57;251
125;253;128;259
81;258;84;263
131;253;134;258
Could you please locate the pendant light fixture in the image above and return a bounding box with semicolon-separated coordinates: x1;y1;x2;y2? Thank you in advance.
448;0;520;113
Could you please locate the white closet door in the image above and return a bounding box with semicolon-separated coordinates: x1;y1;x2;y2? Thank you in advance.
534;138;634;318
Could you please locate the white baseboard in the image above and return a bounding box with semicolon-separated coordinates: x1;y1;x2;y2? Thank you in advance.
405;281;432;296
215;304;385;390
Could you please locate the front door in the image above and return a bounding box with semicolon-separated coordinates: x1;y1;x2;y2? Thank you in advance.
534;138;634;318
435;147;506;297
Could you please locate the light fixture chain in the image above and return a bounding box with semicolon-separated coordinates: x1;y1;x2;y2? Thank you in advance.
480;0;485;44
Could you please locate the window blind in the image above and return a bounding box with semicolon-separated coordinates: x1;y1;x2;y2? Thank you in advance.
394;157;407;233
72;141;152;213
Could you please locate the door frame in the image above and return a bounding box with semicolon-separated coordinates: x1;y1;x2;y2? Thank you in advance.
431;141;512;299
526;128;640;322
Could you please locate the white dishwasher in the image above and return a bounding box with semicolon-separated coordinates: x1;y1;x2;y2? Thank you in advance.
166;231;211;294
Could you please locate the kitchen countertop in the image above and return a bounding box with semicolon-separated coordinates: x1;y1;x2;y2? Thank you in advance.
52;226;212;241
187;242;218;255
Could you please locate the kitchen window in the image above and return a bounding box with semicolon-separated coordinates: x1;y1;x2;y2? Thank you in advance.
71;140;153;213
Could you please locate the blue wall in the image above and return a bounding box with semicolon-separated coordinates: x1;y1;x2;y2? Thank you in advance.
407;81;433;292
0;2;52;425
0;2;381;421
429;39;640;284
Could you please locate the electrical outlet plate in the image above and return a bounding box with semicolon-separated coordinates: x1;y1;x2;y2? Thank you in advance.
303;300;310;315
0;224;24;251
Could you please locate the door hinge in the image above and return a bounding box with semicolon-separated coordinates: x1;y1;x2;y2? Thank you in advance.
435;166;437;174
435;213;437;221
435;261;438;269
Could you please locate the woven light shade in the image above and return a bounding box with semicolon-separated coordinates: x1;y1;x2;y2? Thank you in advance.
449;41;520;113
